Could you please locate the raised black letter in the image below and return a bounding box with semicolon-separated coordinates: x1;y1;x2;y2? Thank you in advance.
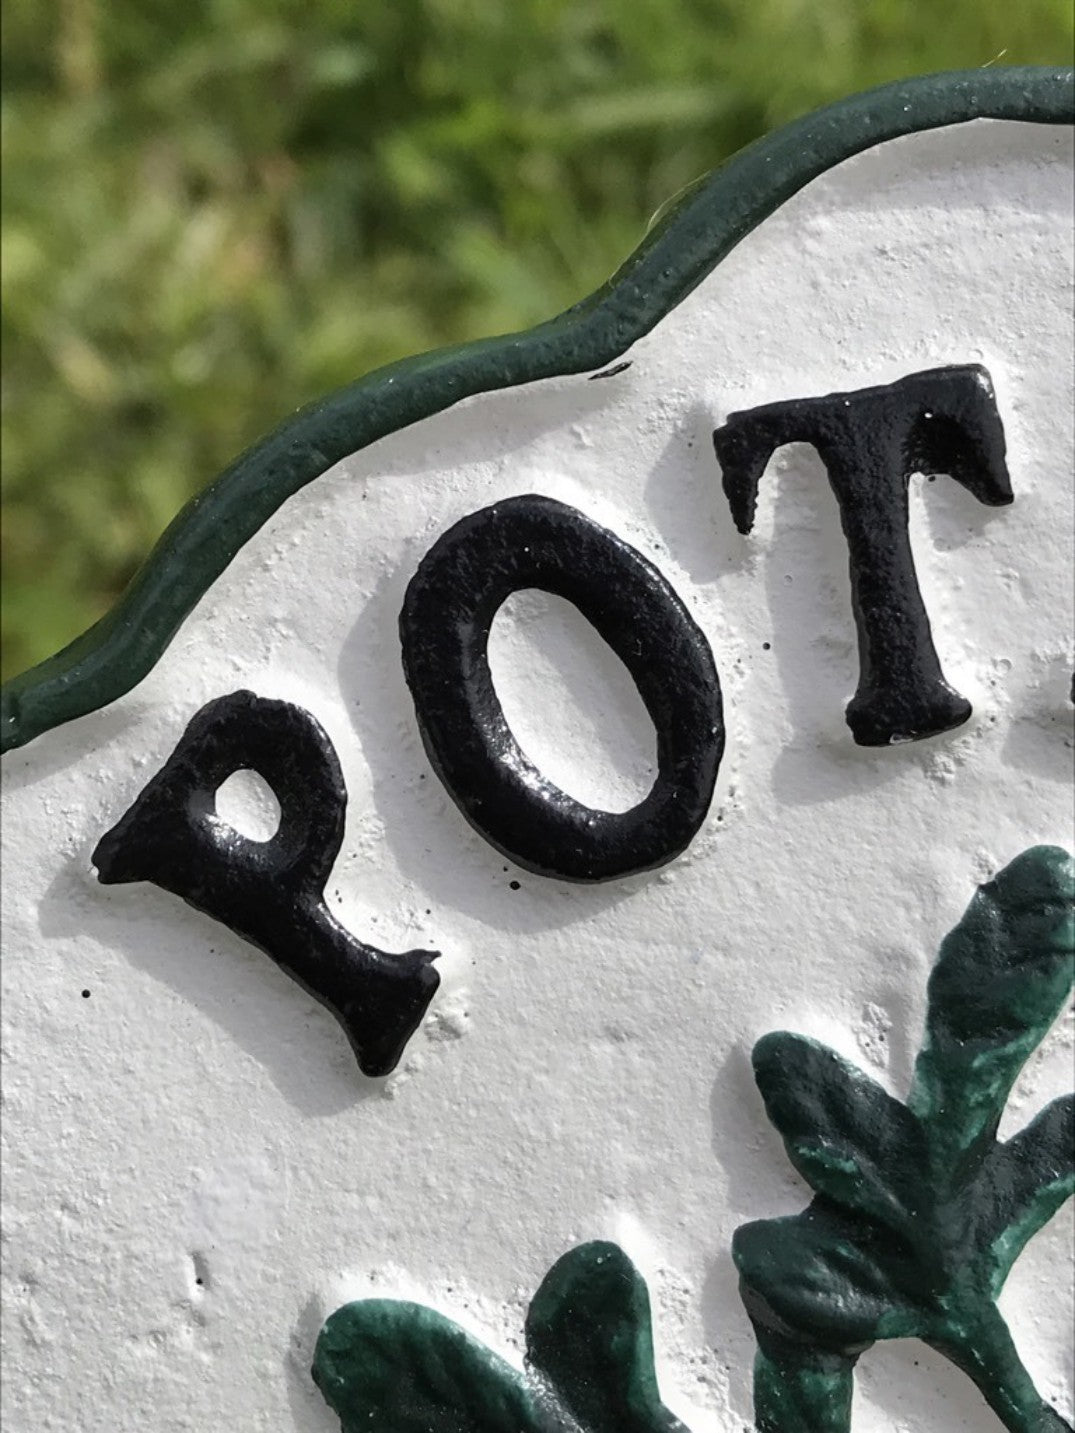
400;494;724;882
714;365;1011;745
92;690;439;1076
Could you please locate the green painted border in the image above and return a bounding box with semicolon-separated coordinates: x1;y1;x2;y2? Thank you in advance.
3;67;1072;755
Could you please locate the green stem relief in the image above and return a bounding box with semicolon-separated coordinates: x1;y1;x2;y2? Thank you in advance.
930;1304;1073;1433
752;1338;856;1433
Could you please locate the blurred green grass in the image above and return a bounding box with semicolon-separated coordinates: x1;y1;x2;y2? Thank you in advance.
2;0;1072;681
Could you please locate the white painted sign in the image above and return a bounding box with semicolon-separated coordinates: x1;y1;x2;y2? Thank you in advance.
2;76;1073;1433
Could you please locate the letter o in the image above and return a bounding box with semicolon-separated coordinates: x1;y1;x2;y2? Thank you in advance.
399;494;724;881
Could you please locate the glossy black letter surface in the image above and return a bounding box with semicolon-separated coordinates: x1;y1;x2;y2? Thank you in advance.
400;494;724;881
714;365;1011;745
92;690;439;1076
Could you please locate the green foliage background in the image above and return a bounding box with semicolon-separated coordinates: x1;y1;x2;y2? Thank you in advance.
2;1;1072;681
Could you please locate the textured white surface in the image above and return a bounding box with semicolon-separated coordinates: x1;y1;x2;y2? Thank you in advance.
2;119;1073;1432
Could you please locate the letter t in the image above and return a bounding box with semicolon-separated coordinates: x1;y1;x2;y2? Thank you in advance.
714;365;1012;745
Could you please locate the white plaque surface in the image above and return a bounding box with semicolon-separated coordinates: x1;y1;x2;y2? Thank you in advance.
2;73;1073;1433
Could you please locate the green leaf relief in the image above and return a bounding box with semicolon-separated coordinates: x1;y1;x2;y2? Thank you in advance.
312;1299;545;1433
910;845;1074;1167
984;1096;1075;1295
526;1240;690;1432
736;846;1075;1433
751;1032;927;1240
312;1242;689;1433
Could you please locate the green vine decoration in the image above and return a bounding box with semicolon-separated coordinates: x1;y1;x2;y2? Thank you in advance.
312;847;1074;1431
735;845;1074;1432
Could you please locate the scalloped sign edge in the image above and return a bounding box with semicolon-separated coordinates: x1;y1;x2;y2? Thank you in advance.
2;65;1073;756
